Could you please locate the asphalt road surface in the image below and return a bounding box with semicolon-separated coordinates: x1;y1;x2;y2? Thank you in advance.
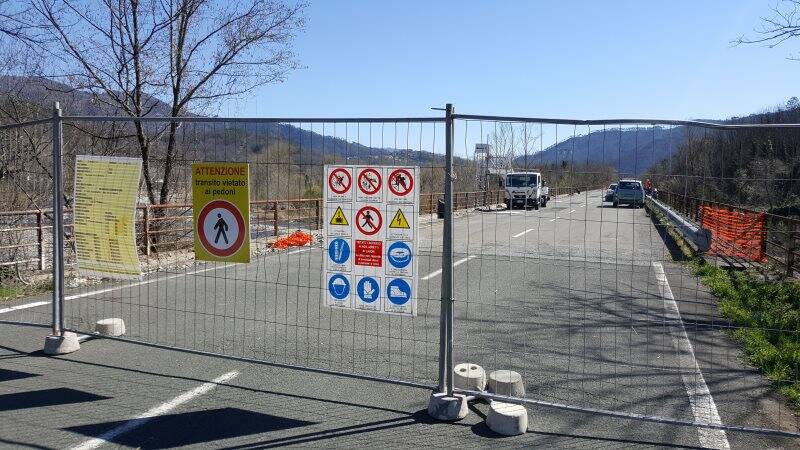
2;189;798;448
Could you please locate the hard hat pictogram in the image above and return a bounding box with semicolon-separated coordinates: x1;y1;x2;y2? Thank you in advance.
388;169;413;196
355;205;382;236
328;168;352;195
330;206;349;226
388;208;410;229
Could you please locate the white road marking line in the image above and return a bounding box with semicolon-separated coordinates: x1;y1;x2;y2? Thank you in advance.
0;301;49;314
652;262;730;450
421;255;476;281
548;217;561;222
568;209;576;214
69;371;239;450
512;228;536;238
1;248;314;315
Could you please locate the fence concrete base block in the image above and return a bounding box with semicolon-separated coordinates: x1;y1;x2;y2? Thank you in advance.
427;392;468;421
453;362;486;391
487;370;525;397
43;332;80;355
486;401;528;436
95;318;126;336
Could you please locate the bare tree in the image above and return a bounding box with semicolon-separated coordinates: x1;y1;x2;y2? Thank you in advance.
734;0;800;59
29;0;307;206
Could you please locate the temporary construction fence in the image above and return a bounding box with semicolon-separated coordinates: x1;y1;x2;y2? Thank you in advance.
2;103;800;443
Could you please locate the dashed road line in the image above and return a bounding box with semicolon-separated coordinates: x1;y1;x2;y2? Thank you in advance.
512;228;536;238
421;255;476;281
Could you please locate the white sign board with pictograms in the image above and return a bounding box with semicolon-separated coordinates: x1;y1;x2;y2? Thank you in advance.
322;165;419;316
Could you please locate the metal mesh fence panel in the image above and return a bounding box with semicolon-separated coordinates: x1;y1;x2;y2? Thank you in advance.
53;116;487;388
448;115;800;440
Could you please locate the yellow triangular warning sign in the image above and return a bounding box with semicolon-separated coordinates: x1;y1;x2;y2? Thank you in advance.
389;209;410;229
330;206;348;226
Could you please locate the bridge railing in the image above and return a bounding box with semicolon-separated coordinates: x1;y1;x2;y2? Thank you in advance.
657;189;800;277
0;190;506;273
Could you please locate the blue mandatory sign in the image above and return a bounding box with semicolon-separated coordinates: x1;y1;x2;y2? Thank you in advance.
328;238;350;264
386;278;412;305
327;274;350;300
356;276;380;303
386;241;412;269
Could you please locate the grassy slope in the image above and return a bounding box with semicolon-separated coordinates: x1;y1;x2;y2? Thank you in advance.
646;199;800;408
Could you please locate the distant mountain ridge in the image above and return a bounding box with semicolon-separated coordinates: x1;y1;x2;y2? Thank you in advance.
0;76;435;164
517;126;688;176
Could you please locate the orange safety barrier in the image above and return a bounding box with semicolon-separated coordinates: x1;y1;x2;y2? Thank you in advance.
700;205;766;262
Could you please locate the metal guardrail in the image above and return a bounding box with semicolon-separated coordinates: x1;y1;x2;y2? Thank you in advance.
646;196;711;252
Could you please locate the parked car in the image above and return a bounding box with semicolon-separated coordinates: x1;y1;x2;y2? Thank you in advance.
604;183;617;202
613;179;644;208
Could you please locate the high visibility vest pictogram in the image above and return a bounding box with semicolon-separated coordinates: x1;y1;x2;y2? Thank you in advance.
389;209;410;229
330;206;349;226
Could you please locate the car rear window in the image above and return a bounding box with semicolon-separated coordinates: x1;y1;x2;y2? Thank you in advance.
618;181;641;189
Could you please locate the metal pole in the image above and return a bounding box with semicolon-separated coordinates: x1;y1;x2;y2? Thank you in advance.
437;103;455;395
51;102;64;335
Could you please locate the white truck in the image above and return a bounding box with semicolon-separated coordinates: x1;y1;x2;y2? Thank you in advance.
503;172;550;210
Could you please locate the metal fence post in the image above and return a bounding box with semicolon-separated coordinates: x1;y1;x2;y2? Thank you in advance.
273;201;279;236
315;199;321;229
36;211;44;271
438;103;455;395
51;102;65;335
143;205;151;256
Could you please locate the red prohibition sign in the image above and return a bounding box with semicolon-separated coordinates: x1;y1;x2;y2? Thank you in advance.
328;168;351;194
388;169;414;196
356;205;382;236
358;168;382;195
197;200;246;257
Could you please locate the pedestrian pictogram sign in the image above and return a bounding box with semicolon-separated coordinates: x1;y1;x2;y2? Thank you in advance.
330;206;349;226
193;162;250;263
355;205;382;236
323;165;419;316
389;209;410;228
327;167;353;202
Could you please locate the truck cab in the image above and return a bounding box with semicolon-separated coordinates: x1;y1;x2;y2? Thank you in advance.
503;172;550;210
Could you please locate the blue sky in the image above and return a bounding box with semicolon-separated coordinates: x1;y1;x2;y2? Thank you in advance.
226;1;799;122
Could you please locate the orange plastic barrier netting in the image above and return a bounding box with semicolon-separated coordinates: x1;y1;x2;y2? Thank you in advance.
700;205;766;262
272;231;314;249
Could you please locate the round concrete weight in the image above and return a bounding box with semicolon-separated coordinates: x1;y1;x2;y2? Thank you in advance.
43;332;80;355
453;362;486;391
486;401;528;436
427;392;468;421
487;370;525;397
95;318;126;336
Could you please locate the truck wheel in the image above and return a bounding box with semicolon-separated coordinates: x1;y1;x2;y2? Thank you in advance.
613;201;618;208
505;200;511;210
534;199;540;210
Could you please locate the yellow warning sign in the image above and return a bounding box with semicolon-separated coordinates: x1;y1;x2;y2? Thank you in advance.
73;155;142;280
330;206;349;226
192;162;250;263
389;208;410;229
